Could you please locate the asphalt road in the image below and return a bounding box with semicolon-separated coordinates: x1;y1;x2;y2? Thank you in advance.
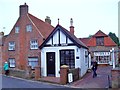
1;75;69;88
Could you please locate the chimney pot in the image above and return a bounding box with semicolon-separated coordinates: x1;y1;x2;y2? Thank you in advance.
70;18;74;35
45;16;51;24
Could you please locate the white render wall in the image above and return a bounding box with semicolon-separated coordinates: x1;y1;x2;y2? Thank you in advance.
80;48;88;77
41;46;88;77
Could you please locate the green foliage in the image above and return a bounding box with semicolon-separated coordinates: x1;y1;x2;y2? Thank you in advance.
88;34;93;38
108;32;120;46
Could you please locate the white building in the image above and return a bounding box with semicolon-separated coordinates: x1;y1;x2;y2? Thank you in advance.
39;21;89;77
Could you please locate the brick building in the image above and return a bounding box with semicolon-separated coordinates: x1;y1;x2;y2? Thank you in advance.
80;30;118;65
2;3;54;70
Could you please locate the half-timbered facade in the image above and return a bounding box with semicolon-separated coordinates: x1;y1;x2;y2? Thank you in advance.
39;24;89;77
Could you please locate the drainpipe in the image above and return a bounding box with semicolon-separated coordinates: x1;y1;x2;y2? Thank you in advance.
110;48;115;69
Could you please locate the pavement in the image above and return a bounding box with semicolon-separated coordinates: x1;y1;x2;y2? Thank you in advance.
1;65;113;89
67;66;113;88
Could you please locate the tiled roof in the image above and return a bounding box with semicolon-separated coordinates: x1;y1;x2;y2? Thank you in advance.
28;13;54;39
79;38;90;46
59;25;88;49
39;24;88;49
104;36;117;46
93;30;107;37
79;30;117;47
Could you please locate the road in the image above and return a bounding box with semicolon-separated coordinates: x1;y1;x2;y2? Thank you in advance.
1;75;69;88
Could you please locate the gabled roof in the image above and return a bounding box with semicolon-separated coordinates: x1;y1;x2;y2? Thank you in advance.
93;30;107;37
79;38;90;46
28;13;54;39
39;24;88;49
79;30;117;47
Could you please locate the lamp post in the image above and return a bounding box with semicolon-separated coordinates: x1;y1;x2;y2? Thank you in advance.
110;48;115;69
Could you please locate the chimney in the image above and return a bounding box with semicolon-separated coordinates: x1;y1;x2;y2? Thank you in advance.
0;32;4;46
19;3;28;17
70;18;74;35
45;16;51;24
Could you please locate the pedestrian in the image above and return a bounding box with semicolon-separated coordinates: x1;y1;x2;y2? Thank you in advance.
92;60;98;78
3;61;9;76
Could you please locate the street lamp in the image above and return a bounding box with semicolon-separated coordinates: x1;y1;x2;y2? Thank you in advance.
110;48;115;69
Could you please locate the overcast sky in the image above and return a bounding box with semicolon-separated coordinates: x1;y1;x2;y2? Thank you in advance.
0;0;119;38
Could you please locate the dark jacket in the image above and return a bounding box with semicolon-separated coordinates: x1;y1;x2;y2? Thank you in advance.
92;61;98;70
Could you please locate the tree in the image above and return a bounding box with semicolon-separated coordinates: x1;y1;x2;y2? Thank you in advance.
108;32;120;46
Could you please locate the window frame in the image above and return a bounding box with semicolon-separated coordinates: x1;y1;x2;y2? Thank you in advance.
26;24;32;32
28;57;38;69
96;37;104;46
15;26;20;33
60;49;75;69
9;58;16;68
8;41;15;51
30;39;38;50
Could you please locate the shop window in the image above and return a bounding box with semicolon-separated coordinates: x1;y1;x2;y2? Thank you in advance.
60;50;75;69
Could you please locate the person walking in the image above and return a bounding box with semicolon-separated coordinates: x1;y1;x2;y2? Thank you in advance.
3;61;9;76
92;60;98;78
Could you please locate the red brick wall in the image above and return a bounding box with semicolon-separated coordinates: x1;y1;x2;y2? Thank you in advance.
3;15;42;70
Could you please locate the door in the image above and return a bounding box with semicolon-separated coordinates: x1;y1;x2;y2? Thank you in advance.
46;52;55;76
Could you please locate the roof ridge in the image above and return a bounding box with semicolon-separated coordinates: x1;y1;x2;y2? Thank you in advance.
27;14;44;38
58;24;88;48
93;30;107;37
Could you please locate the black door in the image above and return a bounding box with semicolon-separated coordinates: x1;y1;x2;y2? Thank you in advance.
46;52;55;76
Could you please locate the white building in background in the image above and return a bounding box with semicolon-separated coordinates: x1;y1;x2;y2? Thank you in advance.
39;21;89;77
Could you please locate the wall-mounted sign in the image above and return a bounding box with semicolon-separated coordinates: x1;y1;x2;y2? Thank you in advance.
94;52;110;56
76;56;79;59
68;73;73;83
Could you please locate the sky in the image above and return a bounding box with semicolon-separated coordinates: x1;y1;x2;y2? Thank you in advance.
0;0;119;38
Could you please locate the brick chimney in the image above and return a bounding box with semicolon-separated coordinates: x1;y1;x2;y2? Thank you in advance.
70;18;74;35
19;3;28;17
45;16;51;24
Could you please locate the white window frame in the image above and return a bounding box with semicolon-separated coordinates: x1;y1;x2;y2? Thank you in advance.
28;57;38;69
8;41;15;51
15;26;20;33
30;40;38;50
26;24;32;32
9;58;15;68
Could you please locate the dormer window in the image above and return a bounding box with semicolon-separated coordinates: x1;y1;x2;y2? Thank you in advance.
96;37;104;46
26;24;32;32
15;26;20;33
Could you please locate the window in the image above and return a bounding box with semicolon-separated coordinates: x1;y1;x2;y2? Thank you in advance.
60;50;75;69
28;57;38;69
8;41;15;50
9;58;15;68
15;26;20;33
26;24;32;32
30;40;38;49
96;37;104;46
